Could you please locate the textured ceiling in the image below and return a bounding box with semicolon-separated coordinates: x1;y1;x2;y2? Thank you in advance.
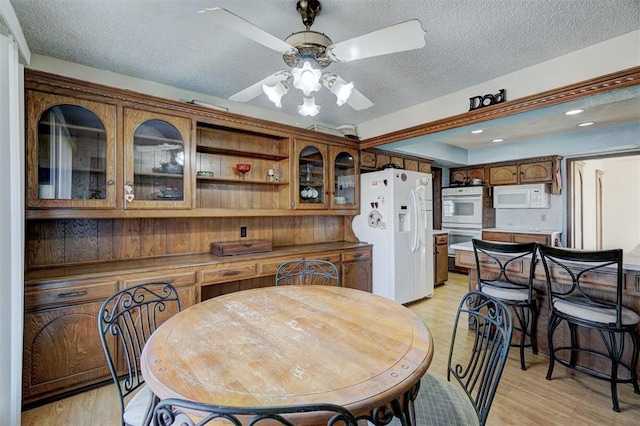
10;0;640;146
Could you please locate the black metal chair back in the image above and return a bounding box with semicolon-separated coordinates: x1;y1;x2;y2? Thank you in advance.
153;398;359;426
472;238;538;370
448;291;513;425
537;244;640;412
275;259;340;286
98;281;181;426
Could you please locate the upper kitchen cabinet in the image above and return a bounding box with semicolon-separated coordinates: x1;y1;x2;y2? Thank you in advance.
194;122;290;211
26;92;117;209
450;167;485;186
123;109;192;209
295;140;329;209
489;159;555;186
331;146;359;210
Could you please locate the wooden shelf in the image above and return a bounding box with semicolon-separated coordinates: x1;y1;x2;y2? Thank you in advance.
196;176;288;185
196;145;288;161
135;171;183;179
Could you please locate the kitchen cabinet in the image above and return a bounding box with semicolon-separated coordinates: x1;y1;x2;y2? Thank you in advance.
434;233;449;285
341;248;372;292
331;146;359;209
450;167;485;185
482;230;553;245
489;159;554;186
123;108;192;209
26;91;117;209
294;140;330;209
22;270;197;406
194;123;290;211
360;151;377;170
22;278;118;405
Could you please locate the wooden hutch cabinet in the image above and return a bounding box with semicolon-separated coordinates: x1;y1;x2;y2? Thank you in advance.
23;69;372;406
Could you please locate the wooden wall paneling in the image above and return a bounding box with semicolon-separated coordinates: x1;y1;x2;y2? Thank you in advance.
271;216;301;246
139;218;164;257
64;219;98;264
164;218;193;255
96;220;114;261
26;221;66;267
198;218;222;251
313;216;342;242
114;219;141;259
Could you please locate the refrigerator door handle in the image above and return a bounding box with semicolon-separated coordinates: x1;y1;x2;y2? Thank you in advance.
409;189;420;252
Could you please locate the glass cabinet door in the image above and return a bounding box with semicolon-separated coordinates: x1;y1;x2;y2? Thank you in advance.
26;92;116;209
295;141;328;209
124;109;192;209
332;147;359;209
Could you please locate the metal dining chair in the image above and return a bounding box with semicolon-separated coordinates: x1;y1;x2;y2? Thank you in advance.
98;281;182;426
153;398;359;426
538;244;640;412
389;291;513;426
275;259;340;286
472;238;539;370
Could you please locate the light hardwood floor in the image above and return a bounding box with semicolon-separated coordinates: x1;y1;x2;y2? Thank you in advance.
22;273;640;425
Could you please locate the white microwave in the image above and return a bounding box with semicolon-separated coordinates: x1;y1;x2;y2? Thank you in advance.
493;183;550;209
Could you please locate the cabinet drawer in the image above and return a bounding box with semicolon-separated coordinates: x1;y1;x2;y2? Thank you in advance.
482;231;513;242
122;271;197;288
455;250;476;268
200;265;257;284
25;280;118;309
434;234;448;245
261;259;288;276
342;250;370;262
310;253;341;263
513;233;551;244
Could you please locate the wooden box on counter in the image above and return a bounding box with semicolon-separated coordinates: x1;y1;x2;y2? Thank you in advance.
211;240;273;256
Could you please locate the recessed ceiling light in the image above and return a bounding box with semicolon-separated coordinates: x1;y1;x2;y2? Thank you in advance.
492;138;504;143
578;121;595;127
565;109;584;115
471;129;483;134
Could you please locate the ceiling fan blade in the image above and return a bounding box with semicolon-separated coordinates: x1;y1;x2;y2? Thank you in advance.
347;87;374;111
327;19;426;62
199;7;297;55
229;71;290;103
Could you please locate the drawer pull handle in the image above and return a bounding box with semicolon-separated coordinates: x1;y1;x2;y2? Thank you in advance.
58;291;87;298
351;254;363;259
223;271;240;276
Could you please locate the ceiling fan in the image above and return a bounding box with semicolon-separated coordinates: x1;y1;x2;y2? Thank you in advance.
199;0;426;116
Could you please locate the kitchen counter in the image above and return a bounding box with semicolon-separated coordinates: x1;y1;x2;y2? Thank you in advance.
483;227;562;234
432;229;448;235
451;241;640;271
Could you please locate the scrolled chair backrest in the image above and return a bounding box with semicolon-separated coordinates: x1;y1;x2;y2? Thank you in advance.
153;398;359;426
275;259;340;286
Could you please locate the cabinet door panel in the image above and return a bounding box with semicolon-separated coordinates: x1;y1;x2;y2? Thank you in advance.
489;165;518;185
519;161;553;183
22;302;110;401
342;260;372;292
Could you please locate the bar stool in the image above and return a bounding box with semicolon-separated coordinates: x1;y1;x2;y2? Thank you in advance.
538;244;640;412
472;238;538;370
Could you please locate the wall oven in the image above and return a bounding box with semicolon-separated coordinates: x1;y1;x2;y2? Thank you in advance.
442;186;483;226
442;224;483;255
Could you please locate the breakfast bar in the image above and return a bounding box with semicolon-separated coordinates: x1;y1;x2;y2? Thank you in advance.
452;242;640;377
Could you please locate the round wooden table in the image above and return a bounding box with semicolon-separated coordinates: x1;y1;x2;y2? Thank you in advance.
141;285;433;425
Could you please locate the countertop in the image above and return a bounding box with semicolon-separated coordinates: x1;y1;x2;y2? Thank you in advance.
432;230;448;235
450;241;640;271
483;228;562;235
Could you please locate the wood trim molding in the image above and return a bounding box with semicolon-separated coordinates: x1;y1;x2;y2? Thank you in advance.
23;69;359;149
359;66;640;149
362;147;433;163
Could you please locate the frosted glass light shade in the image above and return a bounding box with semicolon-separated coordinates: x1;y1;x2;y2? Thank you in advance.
298;95;321;116
331;80;354;106
292;62;321;95
262;81;288;108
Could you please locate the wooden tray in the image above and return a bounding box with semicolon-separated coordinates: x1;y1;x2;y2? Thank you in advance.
211;240;273;256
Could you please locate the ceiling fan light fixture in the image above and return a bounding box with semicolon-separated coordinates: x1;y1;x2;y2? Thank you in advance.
323;75;354;106
263;81;289;108
298;95;321;116
292;61;322;95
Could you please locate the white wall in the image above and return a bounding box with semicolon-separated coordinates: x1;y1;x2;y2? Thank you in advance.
0;0;29;422
602;156;640;251
358;30;640;139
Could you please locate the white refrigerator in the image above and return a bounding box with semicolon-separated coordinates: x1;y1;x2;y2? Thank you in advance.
352;168;434;304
